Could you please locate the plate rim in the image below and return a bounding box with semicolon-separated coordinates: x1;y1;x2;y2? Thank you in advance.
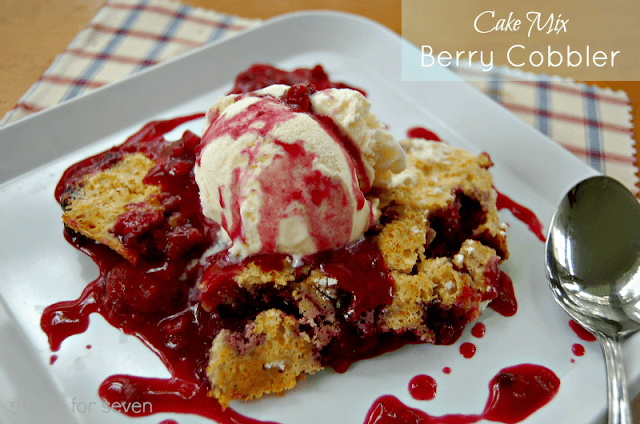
1;9;634;424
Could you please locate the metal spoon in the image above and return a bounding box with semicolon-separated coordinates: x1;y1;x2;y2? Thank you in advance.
545;175;640;424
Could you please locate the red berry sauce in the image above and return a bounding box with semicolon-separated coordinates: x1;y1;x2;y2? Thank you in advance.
230;64;366;96
409;375;438;401
568;319;597;342
460;342;477;359
442;367;452;375
496;191;546;242
365;364;560;424
406;126;442;141
572;344;586;357
471;322;485;338
487;270;518;317
99;375;277;424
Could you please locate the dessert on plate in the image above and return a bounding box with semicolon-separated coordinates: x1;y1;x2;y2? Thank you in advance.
50;64;509;411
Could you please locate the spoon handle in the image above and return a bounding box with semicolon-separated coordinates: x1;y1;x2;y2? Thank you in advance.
597;333;632;424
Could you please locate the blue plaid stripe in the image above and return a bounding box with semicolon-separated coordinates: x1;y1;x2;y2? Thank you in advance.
583;85;604;172
207;14;234;43
61;0;148;102
487;68;502;103
536;78;550;137
134;4;191;73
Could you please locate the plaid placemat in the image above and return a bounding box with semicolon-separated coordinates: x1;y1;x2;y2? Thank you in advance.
454;65;637;195
1;0;637;195
0;0;259;125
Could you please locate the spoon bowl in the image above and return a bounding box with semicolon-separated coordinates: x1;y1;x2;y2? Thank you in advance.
545;175;640;424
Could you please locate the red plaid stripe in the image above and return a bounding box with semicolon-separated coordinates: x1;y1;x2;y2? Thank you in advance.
11;76;105;116
88;23;204;47
39;75;105;89
560;143;636;165
64;48;160;67
12;102;44;114
502;101;633;135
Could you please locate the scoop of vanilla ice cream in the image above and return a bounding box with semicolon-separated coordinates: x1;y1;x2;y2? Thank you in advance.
310;88;406;189
195;84;405;258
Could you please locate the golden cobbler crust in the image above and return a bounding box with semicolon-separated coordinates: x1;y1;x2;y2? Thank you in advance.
60;153;161;264
207;309;321;408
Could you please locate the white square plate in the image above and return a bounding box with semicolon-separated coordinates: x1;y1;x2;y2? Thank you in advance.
1;11;637;424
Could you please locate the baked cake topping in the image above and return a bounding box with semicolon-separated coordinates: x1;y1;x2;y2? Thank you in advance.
60;153;161;264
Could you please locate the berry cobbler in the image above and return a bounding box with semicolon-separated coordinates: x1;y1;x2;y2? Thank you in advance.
49;64;511;412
